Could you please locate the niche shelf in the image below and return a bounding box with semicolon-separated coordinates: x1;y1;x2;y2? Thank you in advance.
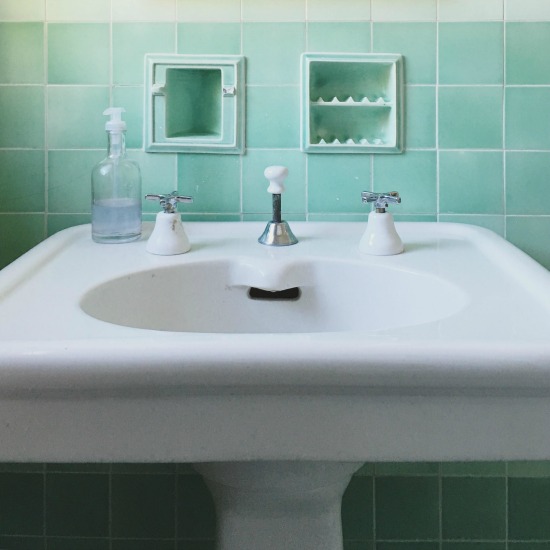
301;53;403;153
145;54;245;154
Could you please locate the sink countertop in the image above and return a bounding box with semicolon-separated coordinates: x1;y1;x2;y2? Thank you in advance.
0;221;549;395
2;221;550;462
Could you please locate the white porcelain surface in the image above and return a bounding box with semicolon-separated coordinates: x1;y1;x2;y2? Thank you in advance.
1;221;550;462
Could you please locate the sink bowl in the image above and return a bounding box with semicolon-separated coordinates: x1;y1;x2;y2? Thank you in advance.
2;221;550;549
80;259;467;333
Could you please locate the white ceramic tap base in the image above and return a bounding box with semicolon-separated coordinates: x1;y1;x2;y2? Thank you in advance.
359;210;404;255
146;211;191;255
194;461;361;550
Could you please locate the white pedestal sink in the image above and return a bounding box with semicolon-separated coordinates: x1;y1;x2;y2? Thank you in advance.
1;221;550;549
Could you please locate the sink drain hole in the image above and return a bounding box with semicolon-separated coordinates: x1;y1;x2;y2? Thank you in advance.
248;287;301;301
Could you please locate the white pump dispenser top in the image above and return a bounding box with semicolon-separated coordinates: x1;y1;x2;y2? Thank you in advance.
103;107;127;133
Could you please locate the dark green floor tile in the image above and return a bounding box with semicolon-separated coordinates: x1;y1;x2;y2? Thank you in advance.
46;537;109;549
352;463;374;476
45;463;109;473
509;477;550;540
177;541;216;550
0;473;44;536
111;473;175;538
45;473;109;537
0;464;44;473
177;475;216;540
442;544;505;549
509;544;550;549
344;542;373;550
440;462;506;476
375;463;439;476
342;475;373;541
508;461;550;477
111;463;177;474
0;536;44;549
377;544;438;550
112;539;175;550
442;477;506;540
375;476;439;540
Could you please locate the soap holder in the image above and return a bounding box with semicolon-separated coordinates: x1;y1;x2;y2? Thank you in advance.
301;53;403;153
145;54;245;154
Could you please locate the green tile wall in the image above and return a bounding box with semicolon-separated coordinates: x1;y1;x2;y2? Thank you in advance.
2;0;550;547
1;0;550;268
2;461;550;548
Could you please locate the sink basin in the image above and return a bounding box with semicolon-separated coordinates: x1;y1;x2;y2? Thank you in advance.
80;259;467;333
2;220;550;549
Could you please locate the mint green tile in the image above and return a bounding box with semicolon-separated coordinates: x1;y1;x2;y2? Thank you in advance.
112;86;144;148
342;476;373;541
0;23;44;84
442;477;506;540
243;149;305;214
112;474;175;538
438;215;505;236
506;87;550;150
506;153;550;214
0;473;43;535
177;23;241;54
48;23;109;85
307;22;371;53
129;150;176;212
114;23;175;85
47;214;90;236
439;23;503;85
0;214;44;268
406;85;436;148
0;86;44;148
308;155;371;214
0;0;44;21
177;154;241;213
507;23;550;85
441;462;506;476
375;462;439;476
439;87;503;149
506;216;550;268
243;23;305;85
375;476;439;540
440;152;503;214
48;150;104;213
47;86;109;148
46;473;109;537
393;214;437;222
246;85;300;148
508;461;550;477
373;151;437;215
0;150;44;212
509;477;550;540
373;23;436;84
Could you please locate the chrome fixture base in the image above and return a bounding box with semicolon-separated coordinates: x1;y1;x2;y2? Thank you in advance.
258;221;298;246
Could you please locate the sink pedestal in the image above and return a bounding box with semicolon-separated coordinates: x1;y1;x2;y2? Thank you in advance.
194;461;362;550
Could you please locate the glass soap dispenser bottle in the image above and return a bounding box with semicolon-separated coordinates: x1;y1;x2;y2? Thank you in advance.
91;107;142;243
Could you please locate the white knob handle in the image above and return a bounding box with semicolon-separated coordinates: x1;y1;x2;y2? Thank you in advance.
264;165;288;194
